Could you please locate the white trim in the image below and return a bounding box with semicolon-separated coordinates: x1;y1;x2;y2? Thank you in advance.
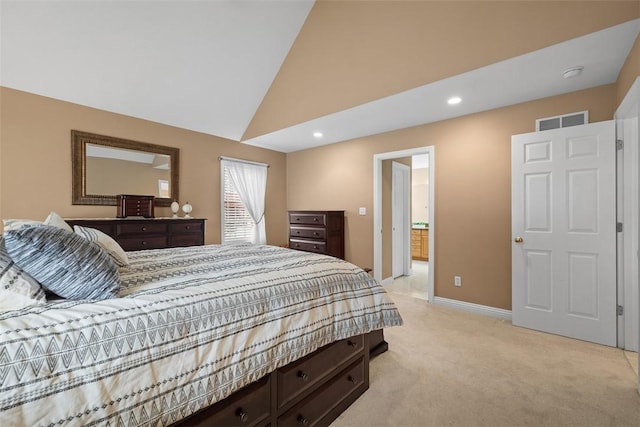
373;146;435;303
615;76;640;354
616;77;639;119
433;296;512;321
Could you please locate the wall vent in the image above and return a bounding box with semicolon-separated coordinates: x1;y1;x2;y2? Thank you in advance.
536;111;588;131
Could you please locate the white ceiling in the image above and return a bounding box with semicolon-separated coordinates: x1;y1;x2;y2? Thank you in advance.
0;0;314;141
1;2;638;153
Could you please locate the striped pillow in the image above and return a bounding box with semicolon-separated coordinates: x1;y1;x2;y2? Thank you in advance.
0;237;46;311
4;224;120;300
74;225;129;267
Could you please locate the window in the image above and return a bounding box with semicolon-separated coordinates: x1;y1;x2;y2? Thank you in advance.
220;158;268;244
158;179;170;198
222;166;254;243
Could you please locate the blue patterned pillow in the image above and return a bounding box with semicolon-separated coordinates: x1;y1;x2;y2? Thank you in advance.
4;225;120;300
0;237;46;310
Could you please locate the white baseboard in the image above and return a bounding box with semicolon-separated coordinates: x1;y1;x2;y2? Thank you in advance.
381;277;394;286
433;296;512;321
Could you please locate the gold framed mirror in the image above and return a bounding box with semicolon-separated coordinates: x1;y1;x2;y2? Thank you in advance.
72;130;179;207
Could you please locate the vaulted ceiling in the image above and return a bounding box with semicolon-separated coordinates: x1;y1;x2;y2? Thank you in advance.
1;1;638;153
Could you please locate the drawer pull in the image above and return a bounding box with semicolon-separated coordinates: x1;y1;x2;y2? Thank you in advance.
313;245;318;250
142;241;147;246
236;408;248;423
141;226;147;231
347;340;357;348
297;415;309;426
297;370;309;382
313;217;319;222
313;232;319;236
185;225;190;230
347;375;356;384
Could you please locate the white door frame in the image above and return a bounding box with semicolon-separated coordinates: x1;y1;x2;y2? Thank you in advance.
374;146;435;302
615;77;640;356
392;161;411;278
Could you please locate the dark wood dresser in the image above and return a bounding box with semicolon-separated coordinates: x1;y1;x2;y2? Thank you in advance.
288;210;345;259
65;218;205;251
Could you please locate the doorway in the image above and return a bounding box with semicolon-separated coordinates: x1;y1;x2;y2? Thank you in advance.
373;146;435;302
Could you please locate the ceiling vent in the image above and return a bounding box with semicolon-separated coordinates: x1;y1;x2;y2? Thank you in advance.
536;111;588;131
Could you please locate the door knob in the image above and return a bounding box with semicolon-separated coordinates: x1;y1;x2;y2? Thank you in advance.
514;237;524;243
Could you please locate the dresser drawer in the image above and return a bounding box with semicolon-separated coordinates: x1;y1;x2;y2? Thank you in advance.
171;234;204;248
117;222;168;236
118;236;168;251
289;226;326;240
277;335;364;409
289;239;326;254
169;221;203;234
185;376;270;427
289;213;327;226
277;358;366;427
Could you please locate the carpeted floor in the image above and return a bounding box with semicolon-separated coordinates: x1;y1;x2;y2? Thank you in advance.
332;292;640;427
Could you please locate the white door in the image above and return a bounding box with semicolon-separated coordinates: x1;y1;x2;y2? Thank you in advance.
512;120;617;346
392;162;410;278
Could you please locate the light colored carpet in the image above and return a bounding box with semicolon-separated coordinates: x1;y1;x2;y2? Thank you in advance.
332;292;640;427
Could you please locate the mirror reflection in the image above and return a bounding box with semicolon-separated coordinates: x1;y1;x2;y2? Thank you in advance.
72;130;179;206
86;144;171;197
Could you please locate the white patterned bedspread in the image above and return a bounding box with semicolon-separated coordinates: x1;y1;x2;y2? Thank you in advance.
0;244;402;426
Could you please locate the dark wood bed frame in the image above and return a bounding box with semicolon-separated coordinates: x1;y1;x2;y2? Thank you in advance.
178;330;387;427
63;219;389;426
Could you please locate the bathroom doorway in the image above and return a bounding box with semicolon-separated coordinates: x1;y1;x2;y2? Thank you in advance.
373;146;434;302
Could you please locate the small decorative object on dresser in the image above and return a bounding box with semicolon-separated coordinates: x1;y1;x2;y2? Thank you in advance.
288;210;345;259
116;194;155;218
182;201;193;218
170;201;180;217
65;218;205;251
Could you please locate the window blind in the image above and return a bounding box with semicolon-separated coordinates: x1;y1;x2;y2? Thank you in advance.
222;166;254;243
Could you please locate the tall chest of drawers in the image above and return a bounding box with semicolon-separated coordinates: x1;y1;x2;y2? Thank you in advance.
65;218;205;251
288;210;344;259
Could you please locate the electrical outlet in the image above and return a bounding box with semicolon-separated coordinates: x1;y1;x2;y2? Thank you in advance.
454;276;462;287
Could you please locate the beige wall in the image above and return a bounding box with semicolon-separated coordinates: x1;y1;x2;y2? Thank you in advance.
617;33;640;105
0;87;289;246
246;1;637;139
287;84;617;310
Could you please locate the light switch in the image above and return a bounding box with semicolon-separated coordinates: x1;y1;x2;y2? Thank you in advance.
359;207;367;216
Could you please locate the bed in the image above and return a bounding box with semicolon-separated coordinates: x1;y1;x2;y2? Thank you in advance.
0;228;402;427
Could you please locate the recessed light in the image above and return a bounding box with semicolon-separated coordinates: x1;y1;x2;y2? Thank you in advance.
562;66;584;79
313;131;323;138
447;96;462;105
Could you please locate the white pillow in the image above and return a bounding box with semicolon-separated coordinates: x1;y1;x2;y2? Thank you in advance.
44;211;73;232
0;237;46;311
74;225;129;267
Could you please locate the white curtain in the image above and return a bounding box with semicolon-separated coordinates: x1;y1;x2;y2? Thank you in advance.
225;160;268;244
